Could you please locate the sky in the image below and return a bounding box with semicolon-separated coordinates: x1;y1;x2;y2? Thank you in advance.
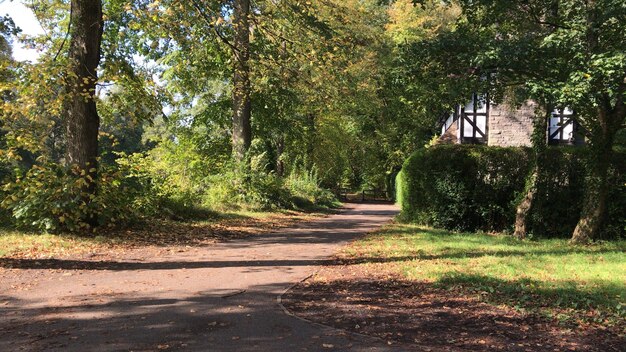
0;0;44;61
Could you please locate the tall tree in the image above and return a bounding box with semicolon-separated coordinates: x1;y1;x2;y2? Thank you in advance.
65;0;103;197
0;15;18;180
565;0;625;243
232;0;251;161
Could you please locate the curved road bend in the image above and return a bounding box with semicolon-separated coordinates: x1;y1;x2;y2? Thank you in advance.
0;202;401;352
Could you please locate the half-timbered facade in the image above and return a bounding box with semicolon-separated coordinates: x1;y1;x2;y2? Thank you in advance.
438;95;583;147
548;107;583;145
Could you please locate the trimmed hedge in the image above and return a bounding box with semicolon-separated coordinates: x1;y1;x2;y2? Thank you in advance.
397;145;625;238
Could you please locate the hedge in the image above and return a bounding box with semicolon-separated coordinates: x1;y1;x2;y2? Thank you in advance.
397;145;625;238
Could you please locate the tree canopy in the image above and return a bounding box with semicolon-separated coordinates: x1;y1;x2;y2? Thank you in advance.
0;0;623;241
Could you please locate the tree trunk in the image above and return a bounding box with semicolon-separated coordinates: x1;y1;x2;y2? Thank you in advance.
513;104;549;240
571;134;612;244
275;136;285;177
514;170;537;240
232;0;251;161
65;0;103;206
306;113;315;163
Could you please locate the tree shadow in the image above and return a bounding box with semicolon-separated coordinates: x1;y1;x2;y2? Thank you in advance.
0;282;391;352
435;272;624;318
1;247;622;271
283;276;625;352
1;274;623;352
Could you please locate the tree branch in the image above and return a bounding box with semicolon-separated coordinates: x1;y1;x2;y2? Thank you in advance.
189;0;240;54
526;1;573;30
53;0;73;61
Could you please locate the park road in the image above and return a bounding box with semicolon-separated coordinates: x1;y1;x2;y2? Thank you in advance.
0;202;403;352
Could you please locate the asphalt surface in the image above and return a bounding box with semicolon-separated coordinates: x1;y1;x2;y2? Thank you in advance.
0;202;402;352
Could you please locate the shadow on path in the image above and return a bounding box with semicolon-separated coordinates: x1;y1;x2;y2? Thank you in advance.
0;203;401;352
1;282;392;352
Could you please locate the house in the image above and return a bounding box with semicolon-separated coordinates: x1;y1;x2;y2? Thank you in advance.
438;94;583;146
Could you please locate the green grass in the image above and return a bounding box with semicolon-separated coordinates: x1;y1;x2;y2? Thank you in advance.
344;223;626;327
0;229;109;258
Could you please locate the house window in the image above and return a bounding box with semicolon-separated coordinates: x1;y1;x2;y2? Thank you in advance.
548;108;580;145
459;93;489;144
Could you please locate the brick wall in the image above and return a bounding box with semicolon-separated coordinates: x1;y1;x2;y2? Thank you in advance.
488;100;536;147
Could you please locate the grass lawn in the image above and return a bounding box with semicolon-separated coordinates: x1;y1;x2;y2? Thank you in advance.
0;230;108;258
342;223;626;328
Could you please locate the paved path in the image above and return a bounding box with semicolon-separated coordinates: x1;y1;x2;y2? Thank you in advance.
0;203;400;352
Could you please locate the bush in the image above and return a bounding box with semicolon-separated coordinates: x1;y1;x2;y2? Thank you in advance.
203;156;337;211
203;171;290;211
527;148;585;238
202;157;291;211
395;169;405;206
285;165;336;208
0;147;339;233
1;156;159;232
530;147;626;239
397;145;531;231
141;139;208;209
397;145;625;238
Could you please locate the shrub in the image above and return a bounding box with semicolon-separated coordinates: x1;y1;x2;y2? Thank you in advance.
142;139;208;209
395;170;404;206
285;165;336;208
0;146;339;233
527;148;585;238
530;147;626;239
1;156;159;232
202;158;291;211
0;163;13;225
397;145;625;238
386;170;400;202
398;145;531;232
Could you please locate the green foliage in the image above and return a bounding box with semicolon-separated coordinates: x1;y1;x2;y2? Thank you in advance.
203;159;290;211
529;148;626;239
385;170;399;202
203;157;337;211
140;137;210;208
385;0;460;44
395;169;406;207
398;145;531;232
285;164;336;208
398;145;625;238
140;135;336;212
1;157;159;233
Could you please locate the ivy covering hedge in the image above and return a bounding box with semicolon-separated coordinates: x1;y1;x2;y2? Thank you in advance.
396;145;625;238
